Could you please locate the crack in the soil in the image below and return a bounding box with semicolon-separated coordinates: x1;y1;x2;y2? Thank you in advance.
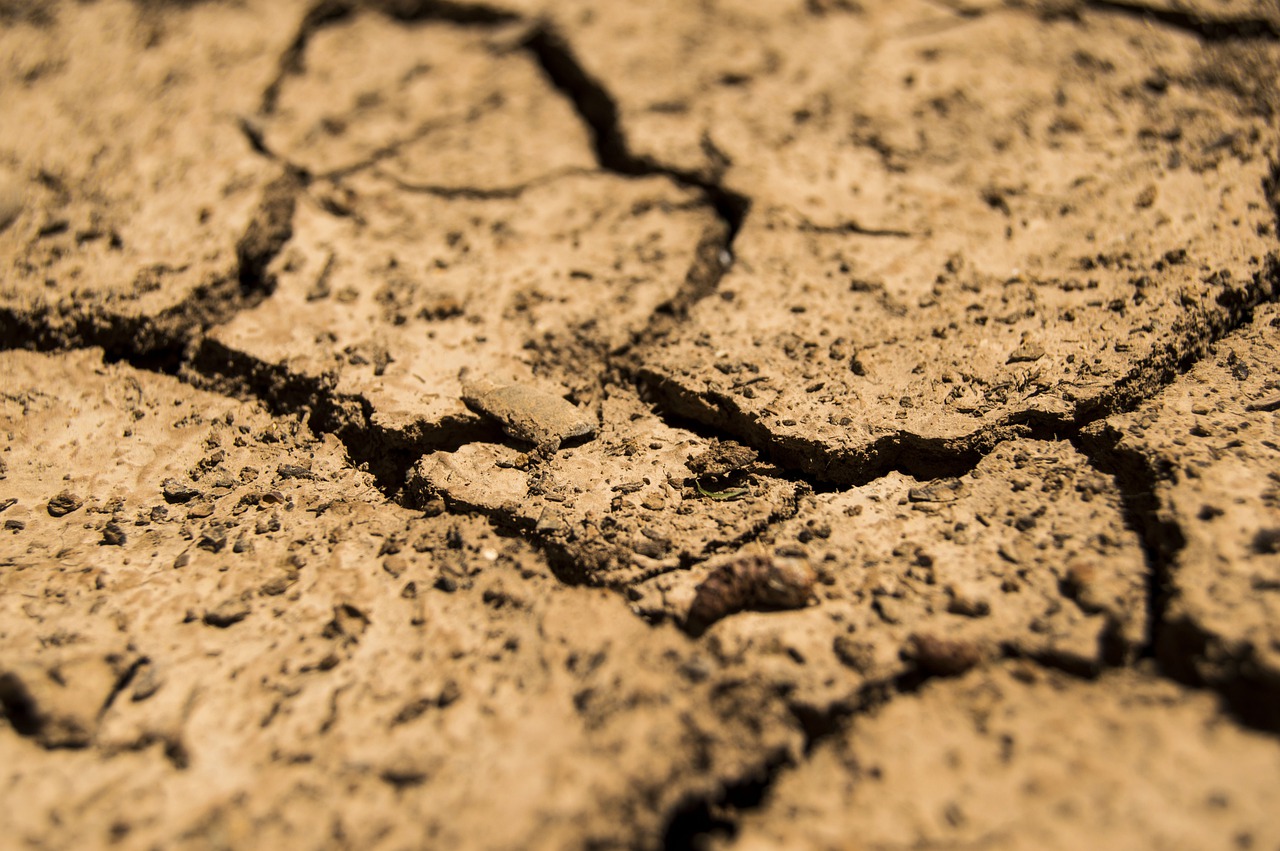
629;248;1280;491
96;657;147;724
657;650;1052;849
190;336;494;494
1083;0;1280;41
520;21;751;269
0;166;300;371
1075;422;1280;734
399;436;807;593
260;0;355;116
257;0;522;119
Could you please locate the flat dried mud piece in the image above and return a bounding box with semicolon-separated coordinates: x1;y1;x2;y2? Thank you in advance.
0;351;802;849
726;664;1280;851
258;9;595;187
633;440;1145;710
460;373;595;449
1085;303;1280;726
407;390;801;586
609;5;1279;482
0;0;307;349
205;169;722;451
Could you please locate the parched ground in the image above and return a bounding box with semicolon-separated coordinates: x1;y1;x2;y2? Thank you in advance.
2;1;1280;848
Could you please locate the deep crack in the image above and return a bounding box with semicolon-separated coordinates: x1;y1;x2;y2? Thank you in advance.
1083;0;1280;41
521;21;750;277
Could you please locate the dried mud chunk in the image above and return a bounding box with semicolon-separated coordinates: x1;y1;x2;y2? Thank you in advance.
208;169;717;451
100;520;126;546
687;438;758;478
203;597;250;628
161;478;201;504
46;491;82;517
257;12;594;184
685;551;817;635
903;633;985;677
460;374;595;450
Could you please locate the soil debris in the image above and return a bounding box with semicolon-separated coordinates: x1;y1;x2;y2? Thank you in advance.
45;491;82;517
459;372;595;451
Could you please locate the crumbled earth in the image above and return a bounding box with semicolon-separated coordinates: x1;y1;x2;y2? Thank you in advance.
2;1;1280;849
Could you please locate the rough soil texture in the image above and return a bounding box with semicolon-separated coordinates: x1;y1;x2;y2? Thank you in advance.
2;1;1279;849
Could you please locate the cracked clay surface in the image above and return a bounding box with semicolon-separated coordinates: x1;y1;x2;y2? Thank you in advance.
2;1;1279;849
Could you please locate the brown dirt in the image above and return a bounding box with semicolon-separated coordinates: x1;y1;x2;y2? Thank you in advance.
2;1;1279;849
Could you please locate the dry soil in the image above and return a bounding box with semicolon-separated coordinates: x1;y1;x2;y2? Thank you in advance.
2;1;1280;849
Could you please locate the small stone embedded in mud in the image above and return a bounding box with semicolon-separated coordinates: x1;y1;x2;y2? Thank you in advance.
46;491;83;517
459;373;595;450
685;551;817;635
276;463;317;480
0;498;17;513
162;478;201;504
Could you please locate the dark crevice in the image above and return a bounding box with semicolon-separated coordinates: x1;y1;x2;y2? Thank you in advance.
0;305;184;373
630;248;1280;490
660;751;789;851
1076;423;1280;733
189;337;490;496
237;115;280;162
631;365;1072;488
0;672;42;739
1073;423;1183;666
521;21;750;290
659;657;1000;850
1084;0;1280;41
1;161;305;377
97;657;147;722
795;217;917;239
236;169;306;294
259;0;356;116
369;0;520;24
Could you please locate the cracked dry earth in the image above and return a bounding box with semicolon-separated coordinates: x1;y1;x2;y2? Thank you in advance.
4;1;1280;849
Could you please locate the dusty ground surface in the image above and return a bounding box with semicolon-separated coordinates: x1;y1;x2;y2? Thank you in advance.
2;0;1280;848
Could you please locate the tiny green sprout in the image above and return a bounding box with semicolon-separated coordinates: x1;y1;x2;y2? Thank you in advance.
694;479;749;501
